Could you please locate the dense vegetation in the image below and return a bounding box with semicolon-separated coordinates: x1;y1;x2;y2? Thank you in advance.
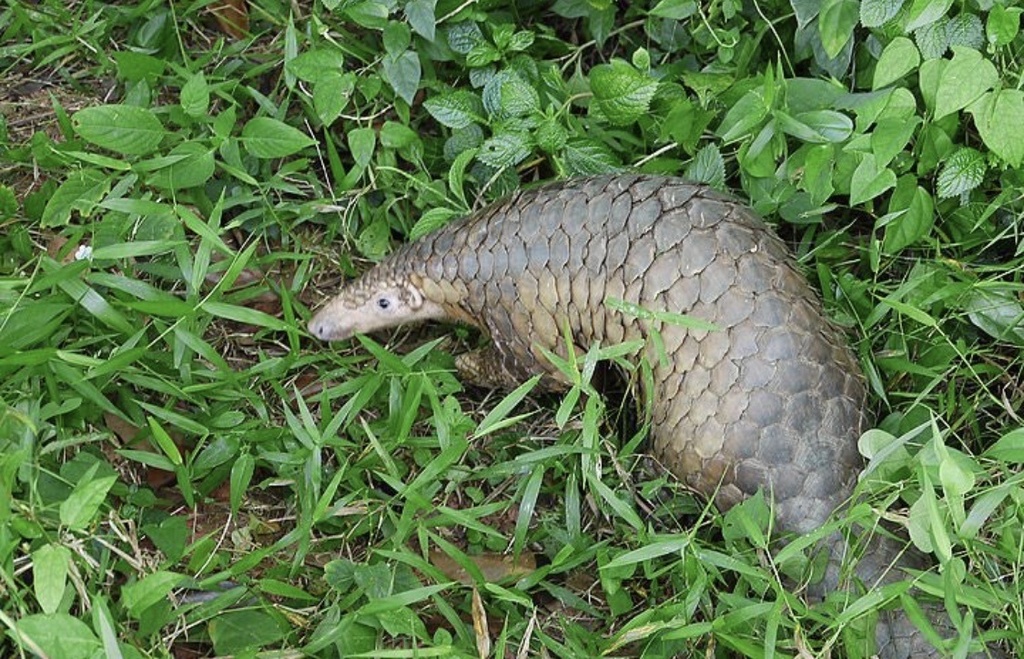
1;0;1022;656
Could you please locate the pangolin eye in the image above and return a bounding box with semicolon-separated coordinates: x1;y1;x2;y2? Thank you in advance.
376;297;391;310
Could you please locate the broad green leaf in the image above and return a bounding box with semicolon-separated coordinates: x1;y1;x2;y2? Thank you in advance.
987;6;1022;47
405;0;437;41
818;0;859;58
209;609;290;655
145;142;216;190
933;48;997;120
650;0;697;19
936;147;985;198
717;89;769;142
383;50;422;105
967;89;1024;167
14;614;100;658
788;110;852;143
849;154;896;205
382;21;411;56
906;0;953;32
883;178;933;253
424;90;484;129
72;104;165;155
962;288;1024;346
121;571;186;618
985;428;1024;463
241;117;316;158
32;544;71;614
344;0;389;28
873;37;920;89
180;72;209;118
860;0;903;28
313;72;355;125
287;49;345;83
870;116;920;167
589;59;659;126
41;169;109;227
60;473;117;530
347;127;376;168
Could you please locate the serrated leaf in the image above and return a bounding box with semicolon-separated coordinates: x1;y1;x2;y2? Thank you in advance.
41;169;109;228
241;117;316;158
481;72;539;118
561;138;622;176
934;48;997;120
589;60;659;127
72;104;165;155
405;0;436;42
447;21;484;54
383;50;421;105
425;90;484;129
946;13;983;49
818;0;859;58
873;37;920;89
968;89;1024;167
410;207;461;241
849;153;896;205
860;0;904;27
906;0;953;32
684;144;725;188
915;19;949;59
936;147;985;198
477;132;531;168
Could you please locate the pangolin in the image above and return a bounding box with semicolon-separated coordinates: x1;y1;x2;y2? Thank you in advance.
308;174;995;657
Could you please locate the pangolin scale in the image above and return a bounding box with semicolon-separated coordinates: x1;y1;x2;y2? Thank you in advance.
309;174;995;658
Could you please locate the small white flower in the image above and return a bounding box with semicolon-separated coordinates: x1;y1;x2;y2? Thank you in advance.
75;245;93;261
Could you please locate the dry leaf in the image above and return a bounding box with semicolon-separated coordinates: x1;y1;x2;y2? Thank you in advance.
429;549;537;585
209;0;249;39
471;586;491;659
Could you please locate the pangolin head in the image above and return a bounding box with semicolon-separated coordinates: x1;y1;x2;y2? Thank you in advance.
307;268;446;342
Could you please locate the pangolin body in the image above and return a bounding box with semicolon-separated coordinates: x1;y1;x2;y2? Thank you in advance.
309;174;991;657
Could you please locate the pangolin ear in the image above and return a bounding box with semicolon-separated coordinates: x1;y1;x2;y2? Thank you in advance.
403;282;424;309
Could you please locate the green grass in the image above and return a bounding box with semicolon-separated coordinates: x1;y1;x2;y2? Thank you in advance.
1;0;1023;656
